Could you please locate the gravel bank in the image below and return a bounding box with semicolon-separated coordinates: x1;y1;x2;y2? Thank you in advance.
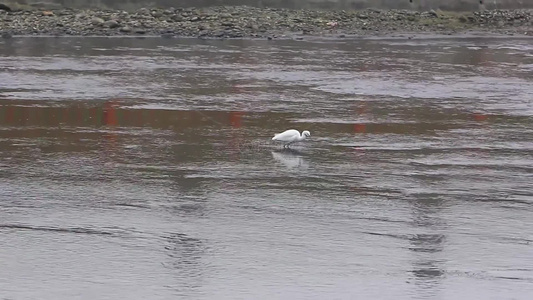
1;5;532;38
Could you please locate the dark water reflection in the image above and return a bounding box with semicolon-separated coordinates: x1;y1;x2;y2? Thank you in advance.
0;36;532;299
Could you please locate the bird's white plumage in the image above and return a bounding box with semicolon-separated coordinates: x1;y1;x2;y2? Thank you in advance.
272;129;310;148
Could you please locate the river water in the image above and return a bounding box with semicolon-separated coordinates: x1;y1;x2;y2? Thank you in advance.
0;36;532;299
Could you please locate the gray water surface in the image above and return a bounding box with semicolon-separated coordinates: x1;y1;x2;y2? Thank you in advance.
0;36;532;300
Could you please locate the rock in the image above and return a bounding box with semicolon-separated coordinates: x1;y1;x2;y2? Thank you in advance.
198;30;210;37
246;23;259;30
171;15;183;22
91;17;105;26
42;11;54;16
104;20;119;28
429;10;439;17
151;10;163;18
213;30;225;37
229;30;244;38
119;26;132;32
138;8;150;15
0;4;12;12
1;31;13;39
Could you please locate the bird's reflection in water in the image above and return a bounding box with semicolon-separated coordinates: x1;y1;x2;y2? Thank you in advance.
271;149;309;169
410;233;445;277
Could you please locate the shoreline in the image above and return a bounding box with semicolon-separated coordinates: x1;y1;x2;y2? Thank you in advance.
4;31;533;40
1;6;532;39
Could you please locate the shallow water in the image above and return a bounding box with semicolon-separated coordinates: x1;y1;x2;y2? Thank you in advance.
0;36;532;300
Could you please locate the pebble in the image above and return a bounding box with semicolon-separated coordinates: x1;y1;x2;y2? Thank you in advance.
0;4;12;12
120;26;132;33
429;9;439;17
151;11;163;18
91;17;105;26
104;20;120;28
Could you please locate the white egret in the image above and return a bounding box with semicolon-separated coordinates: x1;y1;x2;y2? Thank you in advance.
271;129;311;148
